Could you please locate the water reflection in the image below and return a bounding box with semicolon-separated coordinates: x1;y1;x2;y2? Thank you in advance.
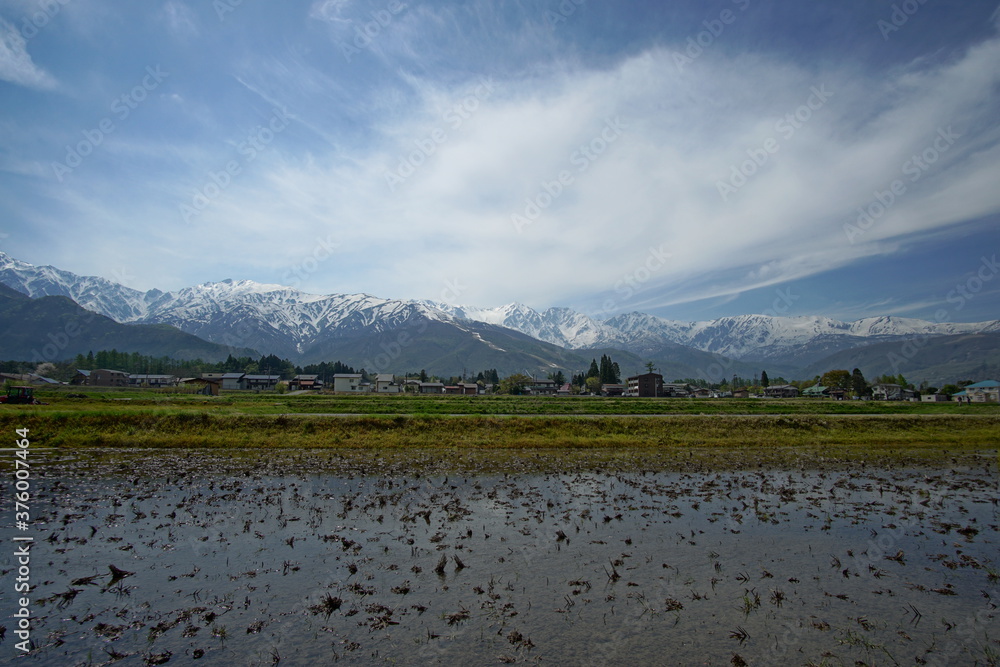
3;449;998;666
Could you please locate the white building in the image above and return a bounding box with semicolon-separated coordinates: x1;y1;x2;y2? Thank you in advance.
332;374;365;392
375;374;401;393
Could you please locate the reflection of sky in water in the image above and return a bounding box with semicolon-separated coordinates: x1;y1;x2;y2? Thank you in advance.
2;454;997;666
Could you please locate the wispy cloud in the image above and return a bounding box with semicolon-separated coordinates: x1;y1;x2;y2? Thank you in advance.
160;1;199;38
0;17;55;89
309;0;353;24
180;24;1000;310
2;2;999;322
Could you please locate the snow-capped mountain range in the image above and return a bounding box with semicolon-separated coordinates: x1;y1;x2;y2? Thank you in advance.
2;251;998;369
423;302;1000;365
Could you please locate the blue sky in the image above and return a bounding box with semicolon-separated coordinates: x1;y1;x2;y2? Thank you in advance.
1;0;999;323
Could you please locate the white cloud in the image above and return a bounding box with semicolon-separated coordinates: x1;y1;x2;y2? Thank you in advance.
309;0;353;24
0;17;55;89
125;28;996;306
18;9;1000;312
160;1;199;38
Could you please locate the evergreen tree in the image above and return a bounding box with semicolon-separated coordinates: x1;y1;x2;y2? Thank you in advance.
419;369;428;382
760;370;769;388
597;355;621;384
587;359;600;379
851;368;868;396
223;354;240;372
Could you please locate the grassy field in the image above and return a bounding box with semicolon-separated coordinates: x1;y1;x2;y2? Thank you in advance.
9;387;1000;416
2;390;996;471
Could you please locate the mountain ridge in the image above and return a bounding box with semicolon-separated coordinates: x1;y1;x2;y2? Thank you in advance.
2;251;998;380
0;282;257;363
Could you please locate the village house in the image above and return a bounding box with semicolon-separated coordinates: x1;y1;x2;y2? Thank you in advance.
527;379;559;396
0;372;61;386
764;384;800;398
922;392;951;402
332;374;365;393
872;383;916;401
662;383;692;397
180;377;220;396
244;375;281;391
419;382;445;394
959;380;1000;403
601;383;626;397
375;374;401;394
802;385;828;398
221;373;246;391
128;374;177;388
626;373;663;397
89;369;129;387
289;375;322;391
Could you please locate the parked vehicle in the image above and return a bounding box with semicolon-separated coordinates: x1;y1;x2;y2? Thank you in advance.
0;386;40;404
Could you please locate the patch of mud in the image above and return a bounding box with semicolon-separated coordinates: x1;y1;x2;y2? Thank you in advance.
3;448;998;665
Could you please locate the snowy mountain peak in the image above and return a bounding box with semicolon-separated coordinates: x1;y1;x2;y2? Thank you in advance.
1;252;998;366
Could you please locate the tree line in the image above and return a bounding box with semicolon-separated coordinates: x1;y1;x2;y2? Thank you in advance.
3;350;985;397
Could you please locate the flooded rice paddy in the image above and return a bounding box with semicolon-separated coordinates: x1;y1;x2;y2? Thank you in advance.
3;448;999;666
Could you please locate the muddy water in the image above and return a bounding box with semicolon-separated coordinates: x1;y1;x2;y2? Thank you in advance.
2;449;998;666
